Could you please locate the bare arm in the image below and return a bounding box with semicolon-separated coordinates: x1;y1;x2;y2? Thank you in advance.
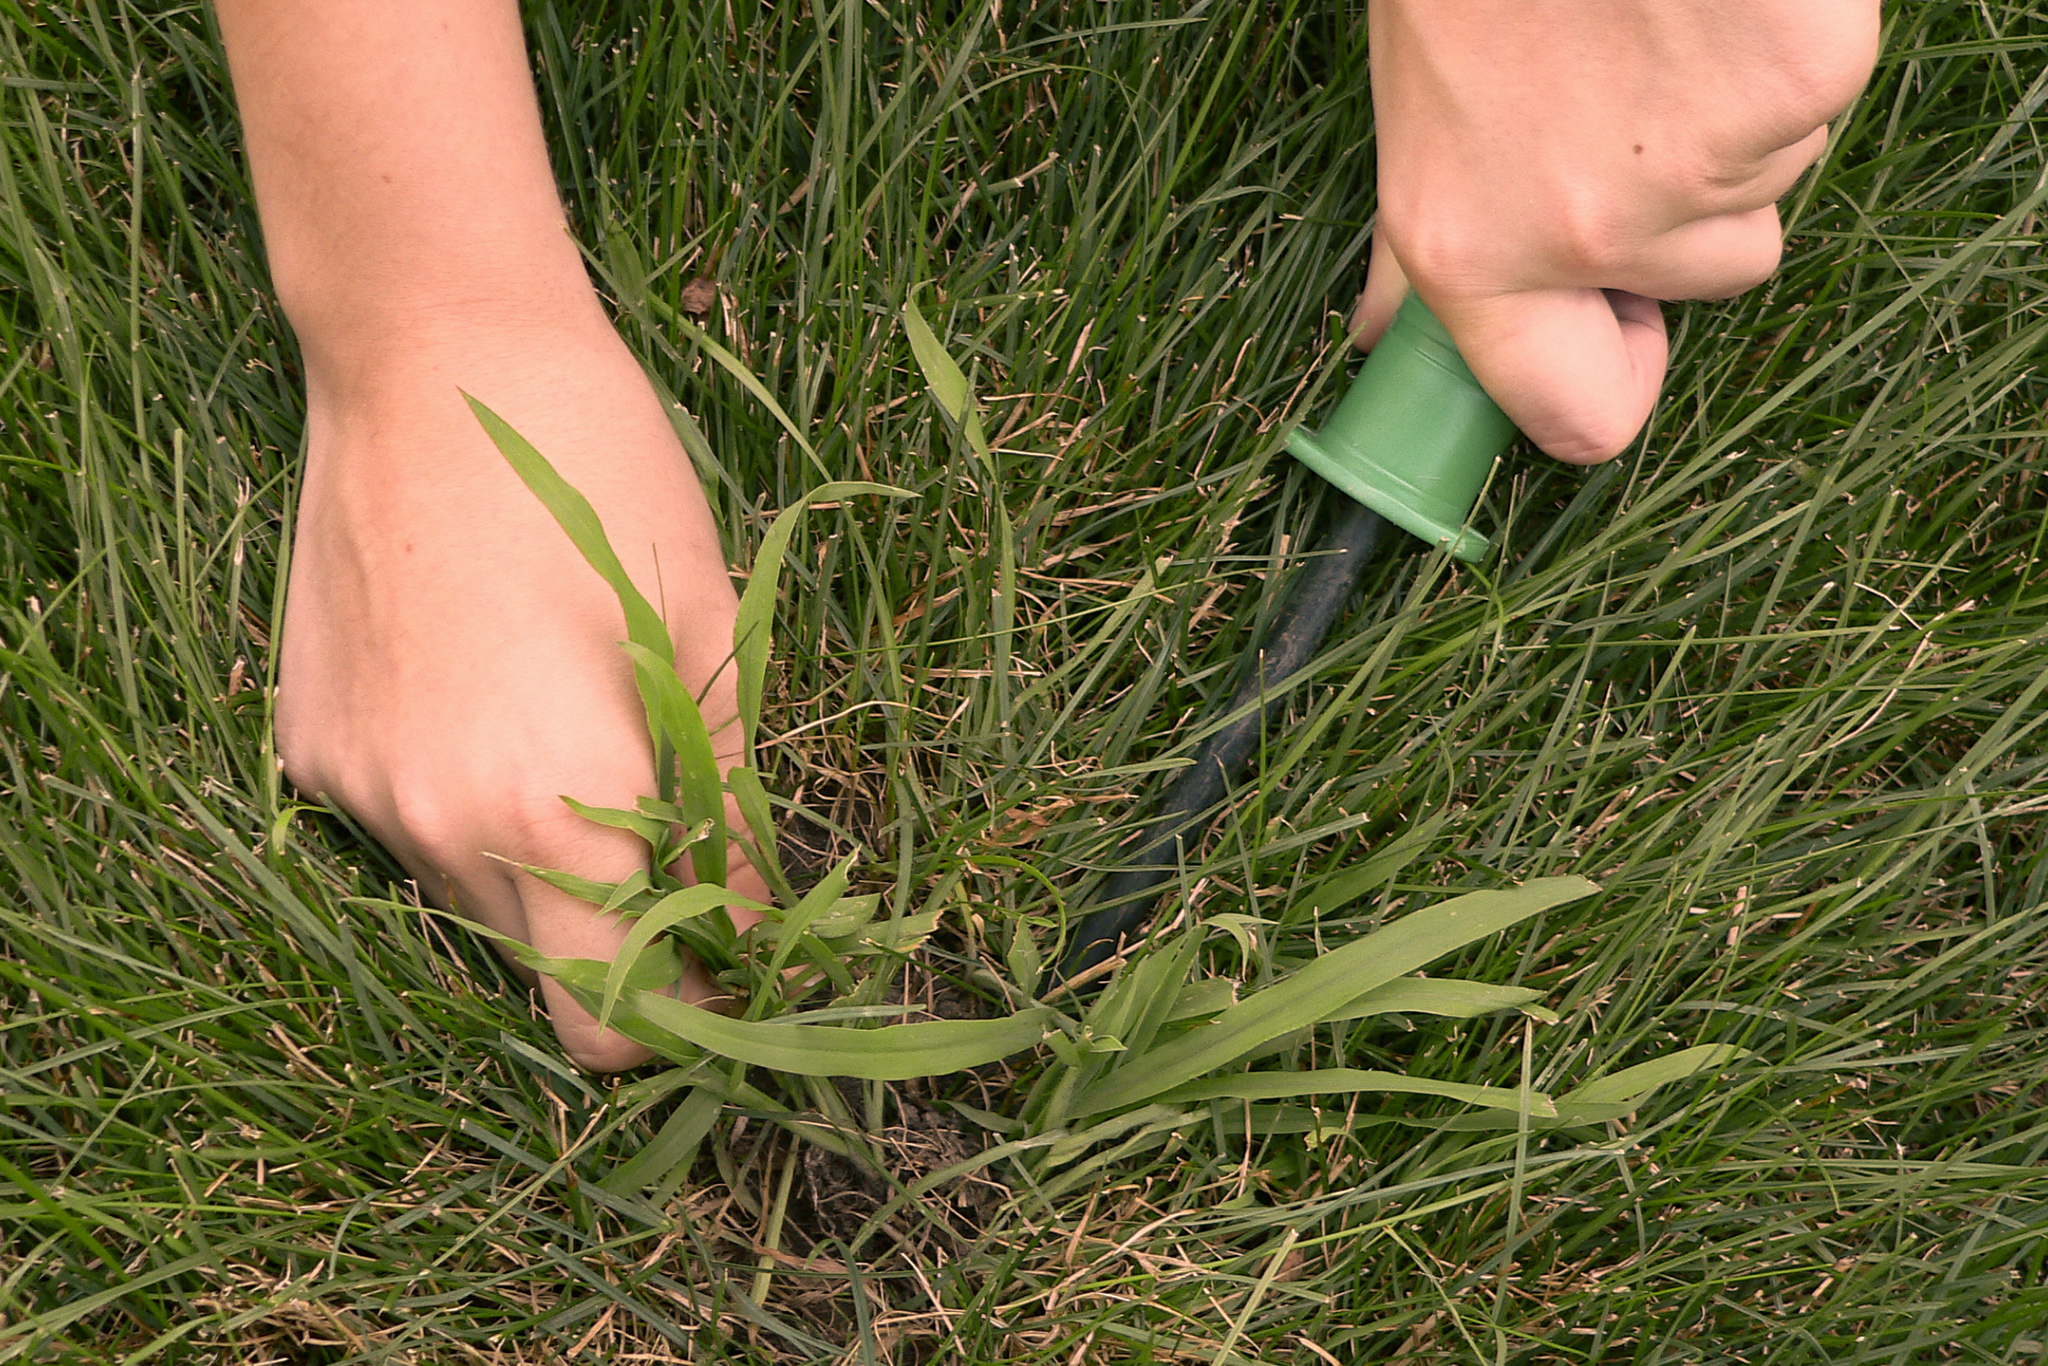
217;0;766;1070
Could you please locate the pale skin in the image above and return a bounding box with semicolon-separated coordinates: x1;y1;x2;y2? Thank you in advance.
216;0;768;1072
213;0;1878;1071
1355;0;1881;461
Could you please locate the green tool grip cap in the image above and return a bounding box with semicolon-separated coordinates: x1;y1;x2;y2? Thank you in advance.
1286;293;1518;563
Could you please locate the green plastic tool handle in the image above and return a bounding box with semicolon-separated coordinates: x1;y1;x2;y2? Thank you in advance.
1286;293;1518;563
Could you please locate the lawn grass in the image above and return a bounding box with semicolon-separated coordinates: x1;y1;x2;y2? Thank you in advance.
3;0;2046;1360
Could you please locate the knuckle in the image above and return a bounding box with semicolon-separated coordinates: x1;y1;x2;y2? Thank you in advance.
273;716;318;793
1763;21;1880;131
1729;233;1785;295
271;682;328;793
1704;216;1785;300
543;985;655;1073
1381;210;1484;297
1548;192;1630;279
1789;31;1880;122
386;773;466;857
1665;148;1753;205
496;757;656;854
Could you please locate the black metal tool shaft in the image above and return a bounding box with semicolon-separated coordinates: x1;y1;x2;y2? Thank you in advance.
1059;498;1390;981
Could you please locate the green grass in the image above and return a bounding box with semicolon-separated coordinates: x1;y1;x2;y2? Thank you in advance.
3;0;2047;1360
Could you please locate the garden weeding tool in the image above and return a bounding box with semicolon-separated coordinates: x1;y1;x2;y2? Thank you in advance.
1059;293;1520;981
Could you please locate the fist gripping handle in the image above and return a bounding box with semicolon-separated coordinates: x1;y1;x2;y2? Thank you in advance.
1286;294;1516;563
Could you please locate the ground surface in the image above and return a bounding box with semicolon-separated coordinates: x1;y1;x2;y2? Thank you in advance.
3;1;2047;1362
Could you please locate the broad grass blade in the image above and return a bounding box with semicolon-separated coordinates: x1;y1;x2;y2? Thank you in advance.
1107;929;1204;1062
726;766;794;903
620;640;727;884
1164;978;1237;1023
1042;1103;1188;1167
669;315;826;472
599;985;1053;1079
469;395;697;799
747;894;881;943
763;852;855;982
1435;1044;1750;1130
516;863;660;917
1073;876;1598;1115
466;395;670;660
1326;977;1544;1023
1550;1043;1748;1125
901;295;991;461
600;1064;723;1196
1149;1067;1556;1116
1300;815;1449;916
560;796;670;851
1084;926;1196;1051
846;906;942;954
599;885;775;1028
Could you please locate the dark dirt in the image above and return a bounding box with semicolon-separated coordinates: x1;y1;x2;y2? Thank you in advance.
678;276;718;315
790;963;1010;1253
795;1084;1005;1252
774;803;842;885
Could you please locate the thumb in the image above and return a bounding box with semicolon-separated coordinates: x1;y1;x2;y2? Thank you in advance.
1348;233;1410;352
1435;288;1668;465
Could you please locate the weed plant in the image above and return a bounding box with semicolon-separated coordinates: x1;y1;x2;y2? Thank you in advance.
2;1;2046;1362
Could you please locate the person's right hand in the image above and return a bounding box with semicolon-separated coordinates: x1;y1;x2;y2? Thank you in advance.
1354;0;1881;463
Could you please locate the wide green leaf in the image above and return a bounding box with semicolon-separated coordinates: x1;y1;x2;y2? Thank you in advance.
1149;1068;1556;1116
1106;928;1205;1063
601;1082;725;1198
600;985;1055;1079
620;640;728;884
1300;815;1449;916
559;796;671;851
466;394;670;661
770;853;853;969
1325;977;1544;1023
1435;1044;1750;1131
902;295;991;461
1551;1044;1749;1125
725;765;794;904
1163;978;1237;1023
598;884;775;1029
1072;877;1598;1115
669;314;825;471
843;905;943;955
746;894;881;943
512;863;661;917
449;915;686;1000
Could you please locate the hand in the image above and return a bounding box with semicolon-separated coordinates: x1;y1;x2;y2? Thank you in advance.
219;0;770;1072
275;320;769;1072
1354;0;1880;463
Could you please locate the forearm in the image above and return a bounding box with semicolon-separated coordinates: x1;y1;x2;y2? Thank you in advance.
214;0;601;371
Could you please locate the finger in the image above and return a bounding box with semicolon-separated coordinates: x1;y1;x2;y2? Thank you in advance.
513;820;663;1072
1618;205;1784;301
1349;233;1409;351
440;868;541;987
1436;287;1667;465
322;774;546;987
1725;124;1829;211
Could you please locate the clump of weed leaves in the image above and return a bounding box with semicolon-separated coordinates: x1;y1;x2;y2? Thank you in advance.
460;360;1735;1259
